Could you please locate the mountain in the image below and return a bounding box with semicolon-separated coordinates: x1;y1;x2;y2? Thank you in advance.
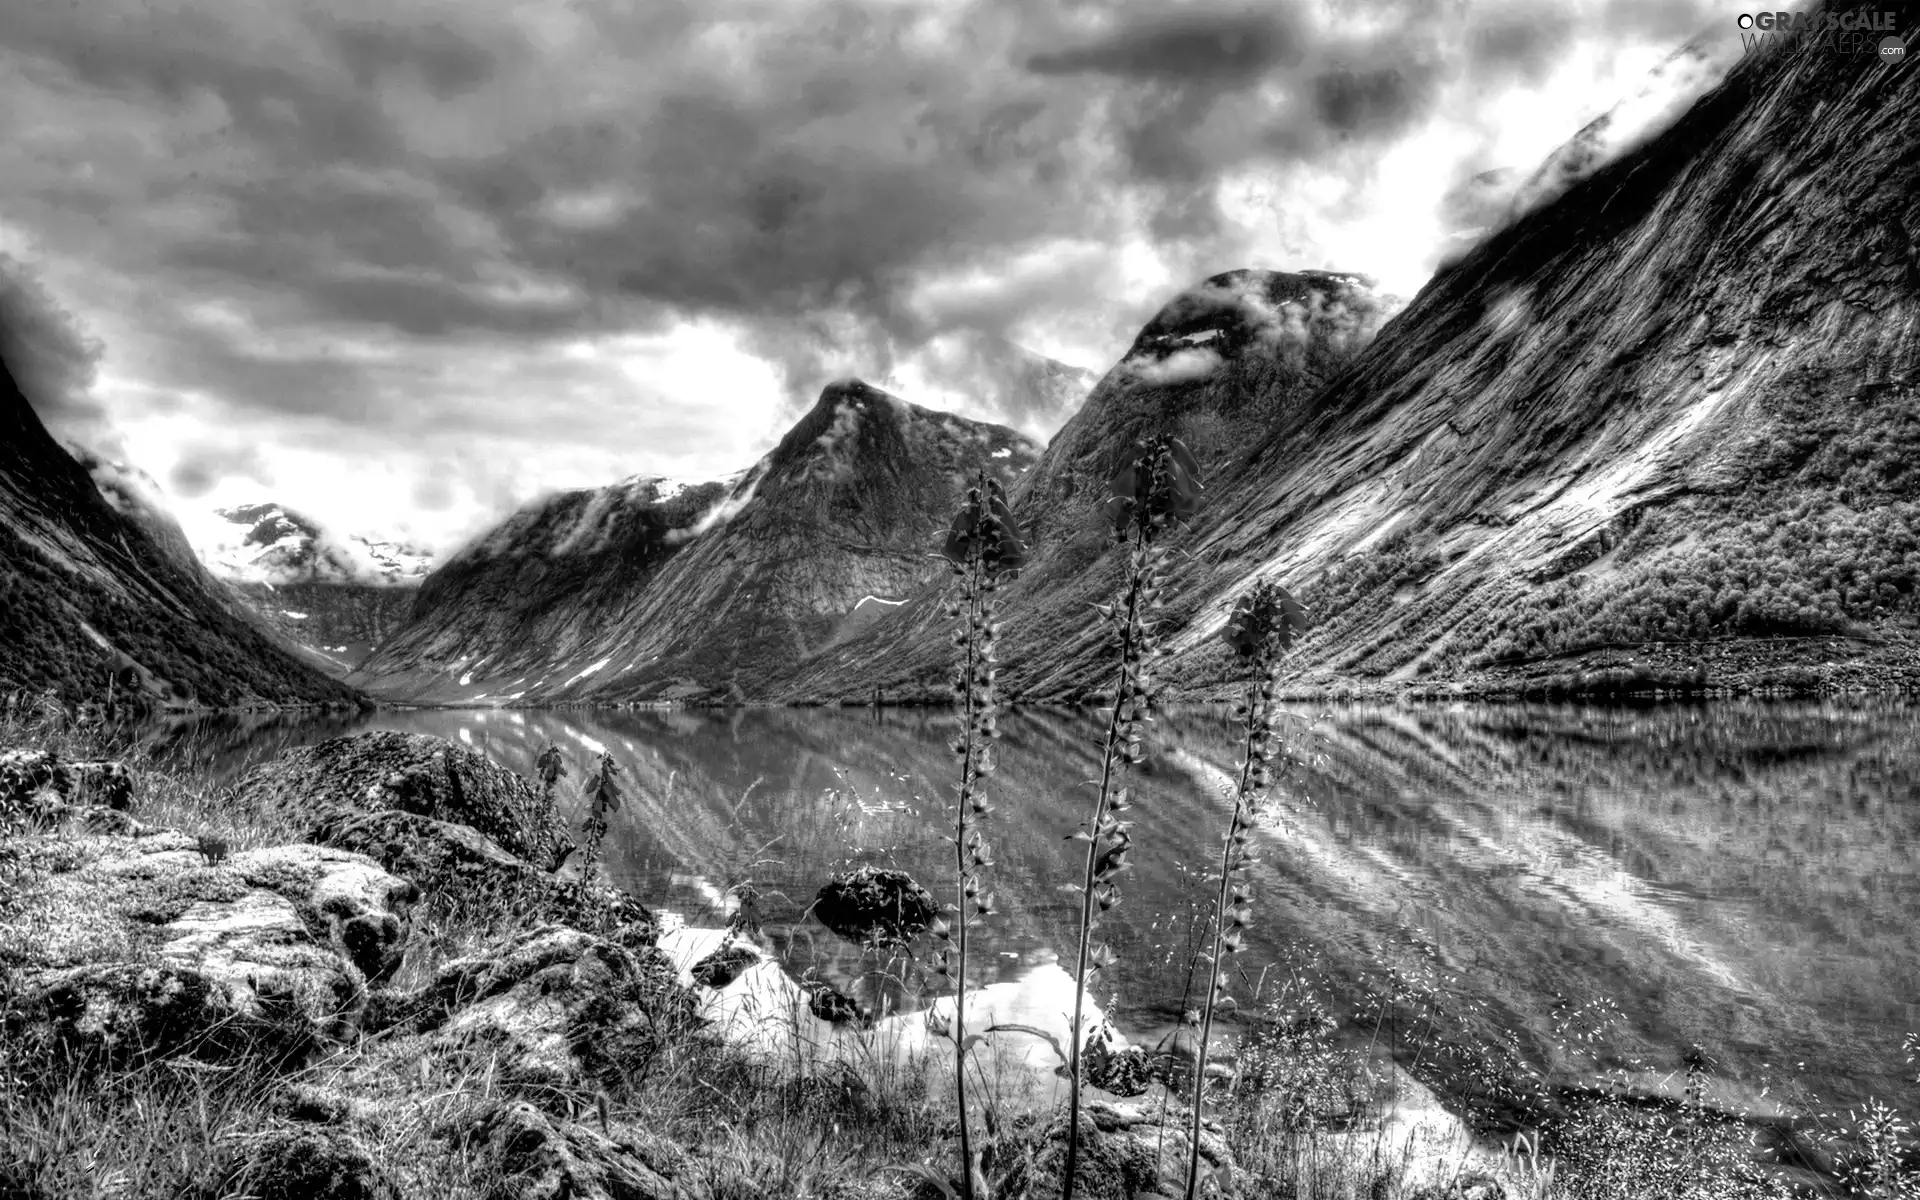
351;379;1041;704
792;8;1920;703
0;354;364;709
1449;36;1746;246
783;268;1400;700
64;443;213;584
204;503;433;588
201;503;432;674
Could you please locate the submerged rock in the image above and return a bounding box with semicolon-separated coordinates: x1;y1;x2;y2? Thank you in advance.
812;866;938;947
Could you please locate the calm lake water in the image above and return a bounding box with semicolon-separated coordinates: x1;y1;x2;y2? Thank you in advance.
152;700;1920;1125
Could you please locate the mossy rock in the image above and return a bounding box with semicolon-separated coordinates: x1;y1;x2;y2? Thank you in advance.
800;976;864;1025
0;749;132;830
5;962;331;1071
688;942;758;990
235;732;562;865
320;809;654;947
812;866;937;947
368;924;698;1095
200;1127;396;1200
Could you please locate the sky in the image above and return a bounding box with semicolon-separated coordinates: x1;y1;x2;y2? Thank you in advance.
0;0;1742;558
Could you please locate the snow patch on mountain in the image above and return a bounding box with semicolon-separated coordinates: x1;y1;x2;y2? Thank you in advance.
203;503;434;587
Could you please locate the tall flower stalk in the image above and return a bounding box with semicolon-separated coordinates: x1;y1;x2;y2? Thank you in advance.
579;750;624;874
533;742;568;870
1183;580;1306;1200
1061;435;1203;1200
930;470;1027;1200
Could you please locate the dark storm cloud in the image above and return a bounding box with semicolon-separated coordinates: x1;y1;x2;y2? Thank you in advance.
1027;9;1306;81
0;254;106;433
0;0;1726;512
1024;0;1718;186
326;19;499;98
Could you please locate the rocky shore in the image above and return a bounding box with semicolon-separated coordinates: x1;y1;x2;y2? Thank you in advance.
6;728;1878;1199
0;732;1254;1200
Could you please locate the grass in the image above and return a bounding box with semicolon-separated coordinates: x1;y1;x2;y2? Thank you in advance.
4;699;1918;1199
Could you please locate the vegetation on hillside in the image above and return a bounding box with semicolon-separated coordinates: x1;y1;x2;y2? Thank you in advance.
0;524;364;710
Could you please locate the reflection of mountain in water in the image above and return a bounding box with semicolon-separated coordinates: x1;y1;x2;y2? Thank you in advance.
170;701;1920;1117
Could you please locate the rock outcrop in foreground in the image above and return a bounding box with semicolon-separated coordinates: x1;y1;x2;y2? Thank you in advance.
1;730;1247;1200
794;16;1920;702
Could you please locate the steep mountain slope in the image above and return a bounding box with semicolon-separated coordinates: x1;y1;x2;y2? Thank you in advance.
784;269;1399;700
0;354;364;709
793;11;1920;703
204;503;431;673
65;445;210;584
352;380;1039;704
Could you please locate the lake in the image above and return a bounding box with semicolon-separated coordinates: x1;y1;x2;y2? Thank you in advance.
148;699;1920;1128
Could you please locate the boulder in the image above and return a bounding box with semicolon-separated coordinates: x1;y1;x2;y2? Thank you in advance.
320;808;656;946
200;1127;397;1200
688;941;759;990
1;832;415;1066
0;748;132;828
466;1101;686;1200
239;734;655;944
235;731;563;866
798;973;865;1026
812;866;938;947
372;924;697;1095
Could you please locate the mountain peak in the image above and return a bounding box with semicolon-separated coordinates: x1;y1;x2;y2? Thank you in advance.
1125;268;1390;369
354;382;1042;705
205;502;432;587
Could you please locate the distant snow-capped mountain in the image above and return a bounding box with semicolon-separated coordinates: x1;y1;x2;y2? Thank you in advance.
351;379;1041;705
207;502;433;588
191;503;434;676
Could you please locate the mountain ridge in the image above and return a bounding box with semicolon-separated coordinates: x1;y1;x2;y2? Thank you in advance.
785;14;1920;704
0;350;364;709
350;378;1042;704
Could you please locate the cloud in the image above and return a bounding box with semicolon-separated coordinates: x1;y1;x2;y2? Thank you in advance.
0;253;106;434
1432;28;1740;254
882;331;1096;440
1027;9;1307;82
664;463;766;545
0;0;1728;548
168;441;271;499
1127;347;1225;385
